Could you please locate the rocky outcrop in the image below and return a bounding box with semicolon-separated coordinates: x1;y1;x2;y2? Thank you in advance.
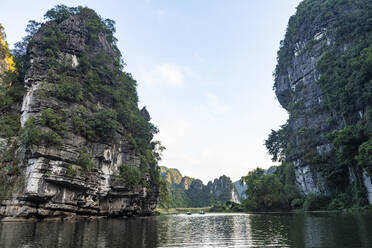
160;166;183;185
204;175;240;204
275;13;335;194
274;0;372;201
0;7;160;220
160;166;240;207
233;181;247;200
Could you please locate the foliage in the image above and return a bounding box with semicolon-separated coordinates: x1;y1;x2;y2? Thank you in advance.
0;112;21;138
19;117;62;149
169;189;190;208
44;5;79;24
327;193;352;210
92;110;119;139
55;78;83;102
40;108;67;135
18;117;42;148
157;177;172;209
0;24;15;72
328;198;344;210
356;138;372;175
67;164;80;177
265;122;289;162
114;164;142;189
185;180;207;207
225;201;244;212
0;151;23;198
41;22;67;58
302;192;330;211
75;152;95;172
0;27;25;138
240;168;284;211
72;108;119;141
240;164;301;211
290;198;304;209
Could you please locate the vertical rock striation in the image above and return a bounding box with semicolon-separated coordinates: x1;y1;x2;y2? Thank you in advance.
273;0;372;203
0;7;160;220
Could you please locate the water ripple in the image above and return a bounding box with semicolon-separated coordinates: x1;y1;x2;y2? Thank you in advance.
1;212;372;247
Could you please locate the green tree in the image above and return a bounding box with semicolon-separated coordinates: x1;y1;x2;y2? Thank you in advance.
356;138;372;175
265;123;289;162
241;168;284;210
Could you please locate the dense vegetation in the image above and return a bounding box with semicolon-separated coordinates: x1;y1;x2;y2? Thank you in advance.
254;0;372;211
240;165;302;211
0;24;25;139
0;25;25;198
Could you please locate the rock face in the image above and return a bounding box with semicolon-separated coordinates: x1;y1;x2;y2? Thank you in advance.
275;19;333;195
274;0;372;202
160;166;183;185
0;8;160;219
233;181;247;200
204;176;240;204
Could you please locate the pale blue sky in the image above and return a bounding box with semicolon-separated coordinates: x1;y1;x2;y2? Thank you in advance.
1;0;302;183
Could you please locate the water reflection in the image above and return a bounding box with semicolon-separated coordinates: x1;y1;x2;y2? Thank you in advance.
1;212;372;247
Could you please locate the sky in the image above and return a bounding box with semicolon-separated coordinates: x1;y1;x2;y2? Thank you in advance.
0;0;302;183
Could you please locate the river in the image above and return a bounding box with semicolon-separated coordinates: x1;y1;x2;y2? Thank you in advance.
1;212;372;247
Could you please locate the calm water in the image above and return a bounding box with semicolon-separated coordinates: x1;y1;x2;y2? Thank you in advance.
1;212;372;248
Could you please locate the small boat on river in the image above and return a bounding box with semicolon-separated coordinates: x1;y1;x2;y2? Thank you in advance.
186;211;191;215
200;210;205;214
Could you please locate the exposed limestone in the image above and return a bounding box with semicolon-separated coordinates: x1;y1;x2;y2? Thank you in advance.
363;171;372;205
0;11;159;220
274;1;372;204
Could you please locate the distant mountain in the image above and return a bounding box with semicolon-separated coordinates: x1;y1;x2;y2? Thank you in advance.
159;166;240;207
160;166;184;185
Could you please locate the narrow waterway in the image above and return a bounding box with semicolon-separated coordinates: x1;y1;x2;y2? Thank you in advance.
1;212;372;247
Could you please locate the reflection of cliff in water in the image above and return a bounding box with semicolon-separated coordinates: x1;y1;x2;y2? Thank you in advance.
2;213;372;247
157;214;236;246
0;218;159;248
248;213;294;247
301;213;372;248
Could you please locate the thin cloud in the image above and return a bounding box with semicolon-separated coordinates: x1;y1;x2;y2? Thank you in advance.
196;92;229;117
142;63;191;87
156;119;193;146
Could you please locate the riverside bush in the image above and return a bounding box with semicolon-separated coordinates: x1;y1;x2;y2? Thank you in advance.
114;164;142;189
303;193;330;211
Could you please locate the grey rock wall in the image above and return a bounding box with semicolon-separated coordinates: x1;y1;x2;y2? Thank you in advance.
274;2;372;200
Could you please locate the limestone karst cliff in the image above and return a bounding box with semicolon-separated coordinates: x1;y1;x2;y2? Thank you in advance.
0;6;161;220
159;166;240;208
269;0;372;205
